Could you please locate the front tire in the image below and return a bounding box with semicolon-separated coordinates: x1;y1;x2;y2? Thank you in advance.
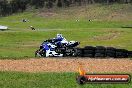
35;49;46;57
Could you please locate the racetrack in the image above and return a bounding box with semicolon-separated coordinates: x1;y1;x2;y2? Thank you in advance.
0;58;132;73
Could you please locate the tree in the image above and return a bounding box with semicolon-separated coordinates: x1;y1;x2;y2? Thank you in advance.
17;0;28;12
124;0;131;3
57;0;63;7
30;0;45;8
10;0;19;13
64;0;70;7
0;0;11;16
46;0;54;8
10;0;28;13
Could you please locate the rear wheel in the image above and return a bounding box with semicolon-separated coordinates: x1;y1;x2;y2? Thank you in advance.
63;48;78;57
72;48;78;57
76;48;84;57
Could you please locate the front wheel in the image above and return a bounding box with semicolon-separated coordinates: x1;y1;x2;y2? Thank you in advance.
35;49;46;57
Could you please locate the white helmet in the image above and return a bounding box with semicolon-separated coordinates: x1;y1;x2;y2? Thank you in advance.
57;34;63;38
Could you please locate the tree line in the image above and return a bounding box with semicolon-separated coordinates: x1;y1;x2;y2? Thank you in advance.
0;0;132;16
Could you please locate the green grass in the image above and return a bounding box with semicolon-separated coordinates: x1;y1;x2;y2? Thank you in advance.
0;71;131;88
0;13;131;30
0;28;132;59
0;4;132;59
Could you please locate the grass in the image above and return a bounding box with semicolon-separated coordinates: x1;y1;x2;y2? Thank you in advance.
0;28;132;59
0;12;131;30
0;4;132;59
0;71;131;88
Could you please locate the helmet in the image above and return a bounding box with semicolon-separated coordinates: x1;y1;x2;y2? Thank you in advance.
57;34;63;38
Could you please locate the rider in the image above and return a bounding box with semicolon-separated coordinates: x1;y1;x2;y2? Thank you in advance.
53;34;68;47
40;34;66;57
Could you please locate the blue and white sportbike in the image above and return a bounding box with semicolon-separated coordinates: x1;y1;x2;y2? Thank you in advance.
35;34;79;57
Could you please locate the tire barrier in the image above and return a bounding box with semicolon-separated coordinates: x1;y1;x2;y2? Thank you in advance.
77;46;132;58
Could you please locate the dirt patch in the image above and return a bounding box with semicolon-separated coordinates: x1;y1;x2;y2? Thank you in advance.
38;12;58;17
92;30;122;41
0;58;132;73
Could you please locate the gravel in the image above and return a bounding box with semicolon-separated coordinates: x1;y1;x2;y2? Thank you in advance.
0;58;132;73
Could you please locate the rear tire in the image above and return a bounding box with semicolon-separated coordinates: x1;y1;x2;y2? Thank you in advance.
76;48;84;57
72;48;78;57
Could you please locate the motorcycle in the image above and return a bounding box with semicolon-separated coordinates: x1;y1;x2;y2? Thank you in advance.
35;39;79;57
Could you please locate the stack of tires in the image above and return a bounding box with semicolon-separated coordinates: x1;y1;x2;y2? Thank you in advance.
105;47;116;58
83;46;95;57
95;46;106;58
128;51;132;57
115;49;128;58
76;46;132;58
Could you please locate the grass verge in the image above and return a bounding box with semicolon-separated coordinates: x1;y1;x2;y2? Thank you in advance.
0;71;131;88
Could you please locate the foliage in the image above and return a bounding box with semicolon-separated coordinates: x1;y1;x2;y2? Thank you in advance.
0;0;132;16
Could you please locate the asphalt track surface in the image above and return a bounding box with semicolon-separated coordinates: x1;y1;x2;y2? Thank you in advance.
0;58;132;73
